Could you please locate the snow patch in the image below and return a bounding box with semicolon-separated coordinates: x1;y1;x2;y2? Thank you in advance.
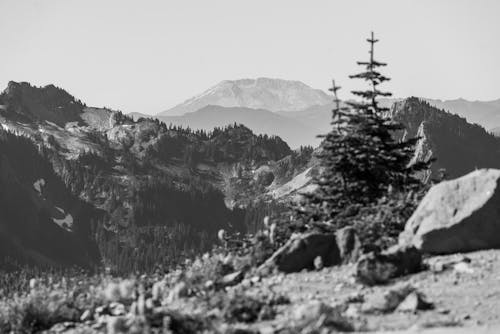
33;179;46;195
270;167;313;199
52;207;73;231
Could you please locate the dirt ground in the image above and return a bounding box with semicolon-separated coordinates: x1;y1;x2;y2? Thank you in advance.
242;249;500;333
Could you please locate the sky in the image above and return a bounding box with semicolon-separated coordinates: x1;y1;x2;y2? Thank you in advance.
0;0;499;115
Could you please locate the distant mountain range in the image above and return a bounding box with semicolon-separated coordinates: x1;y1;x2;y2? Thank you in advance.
136;78;500;148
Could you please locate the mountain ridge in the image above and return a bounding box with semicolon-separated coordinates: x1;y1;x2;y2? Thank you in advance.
0;81;311;270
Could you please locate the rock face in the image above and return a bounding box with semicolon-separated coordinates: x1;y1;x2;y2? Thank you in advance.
401;169;500;254
260;233;341;273
391;98;500;180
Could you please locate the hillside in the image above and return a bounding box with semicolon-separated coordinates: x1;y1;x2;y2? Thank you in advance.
0;130;100;268
271;97;500;199
0;81;312;271
391;98;500;180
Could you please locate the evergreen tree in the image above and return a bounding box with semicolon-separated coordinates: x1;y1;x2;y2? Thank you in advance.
295;32;429;225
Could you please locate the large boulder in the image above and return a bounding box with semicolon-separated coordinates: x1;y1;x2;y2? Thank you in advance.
259;233;341;273
400;169;500;254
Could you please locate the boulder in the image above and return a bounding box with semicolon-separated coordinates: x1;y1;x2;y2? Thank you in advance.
259;233;341;273
396;291;433;313
219;270;244;287
361;284;432;314
361;284;415;314
356;245;422;285
335;226;362;263
400;169;500;254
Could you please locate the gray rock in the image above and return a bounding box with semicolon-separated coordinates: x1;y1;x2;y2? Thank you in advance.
396;291;433;312
356;244;422;285
313;256;324;270
220;270;244;287
361;284;415;314
401;169;500;254
336;226;362;263
259;233;341;273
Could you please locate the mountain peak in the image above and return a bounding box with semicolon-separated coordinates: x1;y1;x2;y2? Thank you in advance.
0;81;84;126
160;78;331;116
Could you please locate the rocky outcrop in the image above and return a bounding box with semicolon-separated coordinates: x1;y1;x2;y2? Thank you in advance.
391;98;500;180
400;169;500;254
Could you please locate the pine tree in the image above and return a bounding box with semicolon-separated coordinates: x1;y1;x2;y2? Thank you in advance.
294;32;429;226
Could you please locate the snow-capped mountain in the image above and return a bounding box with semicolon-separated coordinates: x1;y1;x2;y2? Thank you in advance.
159;78;332;116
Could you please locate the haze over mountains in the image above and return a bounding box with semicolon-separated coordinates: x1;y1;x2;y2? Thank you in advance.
131;78;500;149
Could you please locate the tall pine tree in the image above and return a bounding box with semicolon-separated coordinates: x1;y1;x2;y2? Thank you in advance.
295;32;429;226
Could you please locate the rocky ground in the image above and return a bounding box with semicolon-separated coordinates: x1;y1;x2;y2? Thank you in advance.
232;249;500;333
30;249;500;334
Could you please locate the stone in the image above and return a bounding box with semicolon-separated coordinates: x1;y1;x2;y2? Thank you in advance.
426;255;471;273
291;301;354;331
400;169;500;254
356;244;422;285
396;291;433;312
80;309;92;322
313;256;324;270
361;284;415;314
259;233;341;273
220;271;244;287
335;226;362;263
454;262;474;274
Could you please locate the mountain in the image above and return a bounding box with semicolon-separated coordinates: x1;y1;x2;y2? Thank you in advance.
424;98;500;131
0;81;312;271
272;97;500;198
378;98;500;131
154;78;500;149
391;98;500;180
278;98;500;146
136;105;321;149
159;78;331;116
2;80;498;271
